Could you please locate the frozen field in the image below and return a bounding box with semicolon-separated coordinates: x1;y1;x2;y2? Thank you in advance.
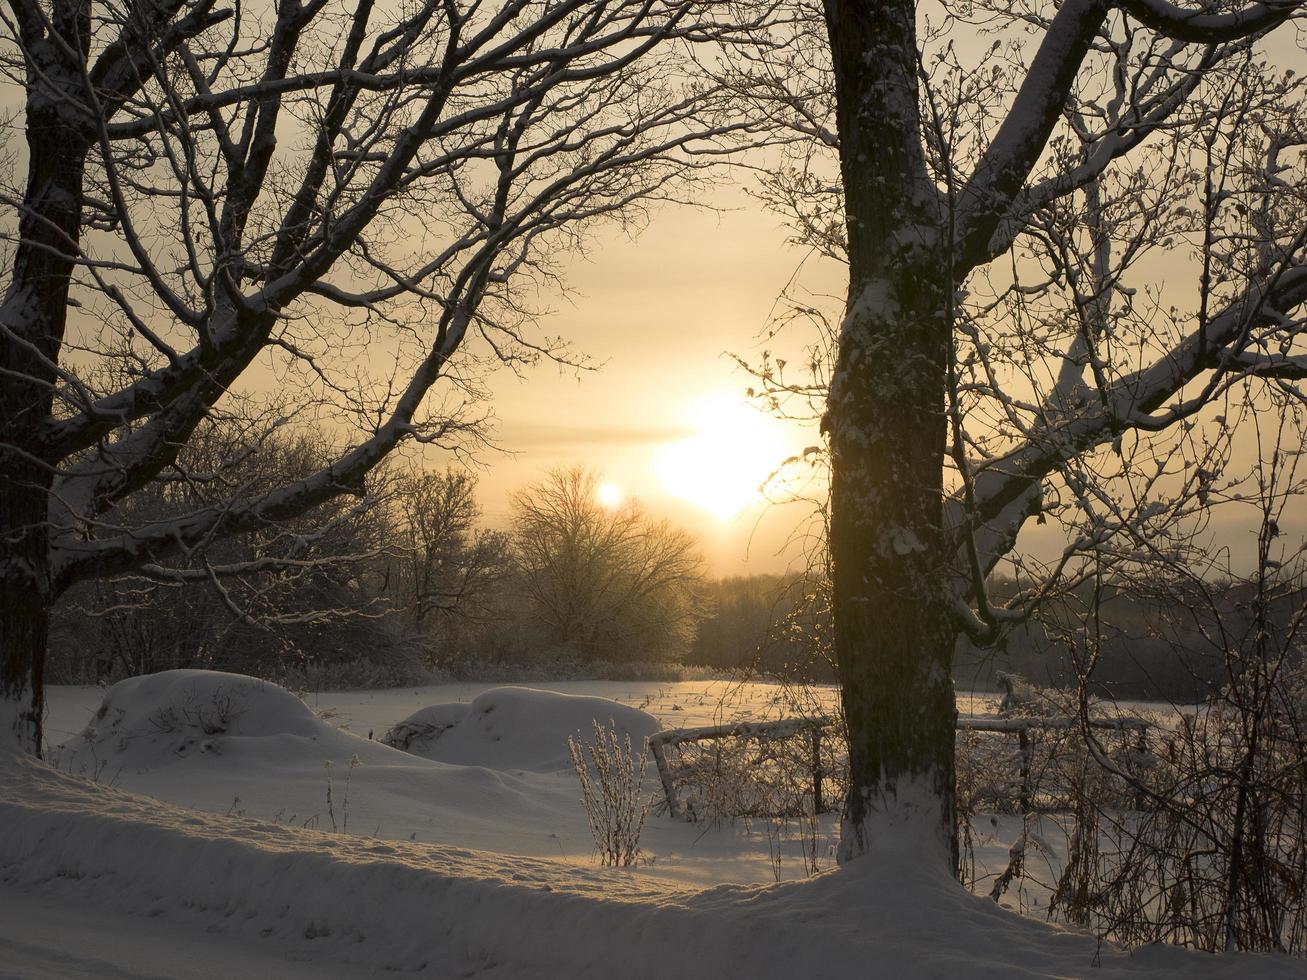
45;677;1006;743
41;676;863;887
4;672;1293;978
36;678;1165;889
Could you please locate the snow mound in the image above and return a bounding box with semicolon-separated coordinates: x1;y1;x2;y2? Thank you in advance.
383;686;661;772
61;670;340;768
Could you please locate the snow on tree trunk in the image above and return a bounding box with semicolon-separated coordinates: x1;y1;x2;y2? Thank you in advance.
823;0;958;870
827;276;960;869
0;1;91;755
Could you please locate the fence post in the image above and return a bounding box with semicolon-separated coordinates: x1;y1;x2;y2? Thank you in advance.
1018;726;1032;813
810;726;824;814
649;737;682;819
1134;723;1148;812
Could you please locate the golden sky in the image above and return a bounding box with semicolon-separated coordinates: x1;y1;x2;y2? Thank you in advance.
449;187;1306;580
450;190;833;576
414;25;1307;581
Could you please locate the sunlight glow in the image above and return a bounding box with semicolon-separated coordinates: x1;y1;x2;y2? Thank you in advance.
655;392;793;520
596;482;624;508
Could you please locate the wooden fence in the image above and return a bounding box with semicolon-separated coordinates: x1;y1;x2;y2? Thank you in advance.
649;713;1153;820
648;717;833;820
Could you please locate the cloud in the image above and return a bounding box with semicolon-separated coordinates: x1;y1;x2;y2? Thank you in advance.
495;420;694;450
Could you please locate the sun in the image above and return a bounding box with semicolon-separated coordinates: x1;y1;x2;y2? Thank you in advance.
596;482;623;508
655;392;793;520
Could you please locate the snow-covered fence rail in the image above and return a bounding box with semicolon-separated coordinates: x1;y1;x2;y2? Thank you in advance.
956;716;1153;813
651;713;1153;820
649;717;834;821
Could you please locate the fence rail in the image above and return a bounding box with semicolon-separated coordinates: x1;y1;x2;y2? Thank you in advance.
648;717;833;820
650;713;1153;820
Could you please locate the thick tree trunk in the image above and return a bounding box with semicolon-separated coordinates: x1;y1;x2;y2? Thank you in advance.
0;0;92;754
822;0;959;869
827;290;958;866
0;534;51;755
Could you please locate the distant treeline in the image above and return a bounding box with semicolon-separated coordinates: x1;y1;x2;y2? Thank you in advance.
43;428;1301;700
685;574;1304;704
47;452;713;689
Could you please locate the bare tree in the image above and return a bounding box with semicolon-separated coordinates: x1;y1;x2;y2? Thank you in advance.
52;420;392;682
510;465;704;661
0;0;776;752
726;0;1307;869
383;465;508;637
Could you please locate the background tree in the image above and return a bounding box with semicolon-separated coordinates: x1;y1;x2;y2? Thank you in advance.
382;466;509;647
728;0;1306;869
510;466;705;662
0;0;774;752
49;417;399;684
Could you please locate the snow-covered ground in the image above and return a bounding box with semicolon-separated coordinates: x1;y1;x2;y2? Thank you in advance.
43;675;1005;746
40;674;848;884
3;671;1300;978
0;880;371;980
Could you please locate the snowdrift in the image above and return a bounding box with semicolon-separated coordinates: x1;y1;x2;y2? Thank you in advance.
48;672;621;856
383;686;662;771
3;747;1302;979
58;669;359;767
13;674;1306;976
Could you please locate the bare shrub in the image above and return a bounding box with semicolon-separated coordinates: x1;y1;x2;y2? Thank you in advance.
956;717;1154;818
985;441;1307;956
1046;696;1307;953
568;720;652;868
672;729;840;824
649;716;837;877
147;686;243;737
324;755;363;834
956;729;1027;816
763;805;826;881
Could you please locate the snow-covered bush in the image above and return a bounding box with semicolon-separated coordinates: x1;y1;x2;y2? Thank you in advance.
383;687;661;773
56;670;340;775
380;702;470;754
568;720;652;867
